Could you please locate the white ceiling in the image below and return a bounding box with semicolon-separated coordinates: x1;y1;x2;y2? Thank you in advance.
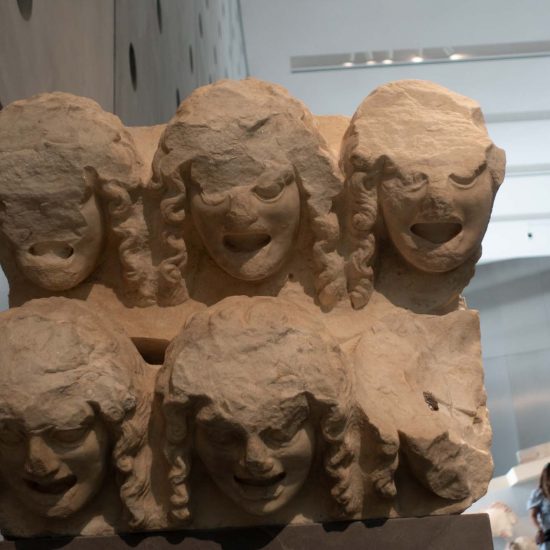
240;0;550;117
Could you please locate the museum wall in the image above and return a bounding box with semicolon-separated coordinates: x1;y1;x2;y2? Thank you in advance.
465;257;550;477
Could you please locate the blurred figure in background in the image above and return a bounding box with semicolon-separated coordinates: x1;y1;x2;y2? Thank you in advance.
528;463;550;548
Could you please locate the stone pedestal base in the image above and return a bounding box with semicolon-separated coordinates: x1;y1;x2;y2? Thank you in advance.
0;514;493;549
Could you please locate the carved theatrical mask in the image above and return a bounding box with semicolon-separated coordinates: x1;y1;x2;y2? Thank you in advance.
188;157;301;281
0;298;153;534
341;79;505;284
0;181;104;291
0;92;142;294
158;296;362;524
0;397;109;519
378;144;496;273
194;397;315;516
153;78;344;306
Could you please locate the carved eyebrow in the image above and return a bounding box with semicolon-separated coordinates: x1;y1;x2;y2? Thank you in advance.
195;411;242;433
48;413;95;432
450;161;487;183
264;405;309;436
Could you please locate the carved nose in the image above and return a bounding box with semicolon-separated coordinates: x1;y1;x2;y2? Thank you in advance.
24;437;60;478
243;435;274;475
421;182;454;218
225;195;258;229
28;241;74;260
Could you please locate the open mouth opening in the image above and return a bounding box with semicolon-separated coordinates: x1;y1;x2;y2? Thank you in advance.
410;222;462;244
29;241;75;260
234;471;286;487
26;475;77;495
223;233;271;253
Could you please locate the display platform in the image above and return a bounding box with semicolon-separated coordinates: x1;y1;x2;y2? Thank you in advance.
0;514;493;550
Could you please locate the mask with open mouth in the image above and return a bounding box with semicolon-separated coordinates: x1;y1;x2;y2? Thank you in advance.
0;401;110;519
189;159;301;281
194;399;315;516
4;190;105;291
379;149;496;273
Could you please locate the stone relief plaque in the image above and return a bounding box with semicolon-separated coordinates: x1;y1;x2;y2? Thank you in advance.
0;78;505;537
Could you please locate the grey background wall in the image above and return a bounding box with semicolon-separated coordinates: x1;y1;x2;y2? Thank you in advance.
114;0;247;125
0;0;247;309
0;0;247;122
464;257;550;476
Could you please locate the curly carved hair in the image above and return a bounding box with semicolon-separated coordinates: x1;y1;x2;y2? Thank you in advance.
156;296;363;525
151;78;345;308
0;298;155;530
0;92;151;303
340;80;506;309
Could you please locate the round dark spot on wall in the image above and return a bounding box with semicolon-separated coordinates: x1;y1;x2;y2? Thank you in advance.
176;88;181;107
129;43;137;90
198;12;203;37
156;0;163;32
528;232;533;239
213;46;218;65
189;45;194;73
16;0;33;20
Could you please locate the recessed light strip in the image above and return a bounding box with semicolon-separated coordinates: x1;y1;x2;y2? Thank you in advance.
290;40;550;72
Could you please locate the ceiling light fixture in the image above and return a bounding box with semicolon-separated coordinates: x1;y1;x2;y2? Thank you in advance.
291;40;550;73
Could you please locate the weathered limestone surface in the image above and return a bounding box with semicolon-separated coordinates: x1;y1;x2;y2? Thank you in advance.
0;78;505;537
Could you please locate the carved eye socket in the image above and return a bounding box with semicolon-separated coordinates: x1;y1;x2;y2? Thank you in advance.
409;173;428;190
200;191;229;207
380;167;427;192
253;181;285;201
389;172;428;192
253;170;293;202
450;162;487;187
262;428;294;447
0;425;25;446
199;422;241;447
49;425;91;445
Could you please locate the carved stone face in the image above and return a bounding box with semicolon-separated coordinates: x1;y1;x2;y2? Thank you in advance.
0;399;109;519
194;397;315;516
0;187;104;291
378;147;495;272
189;158;301;281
